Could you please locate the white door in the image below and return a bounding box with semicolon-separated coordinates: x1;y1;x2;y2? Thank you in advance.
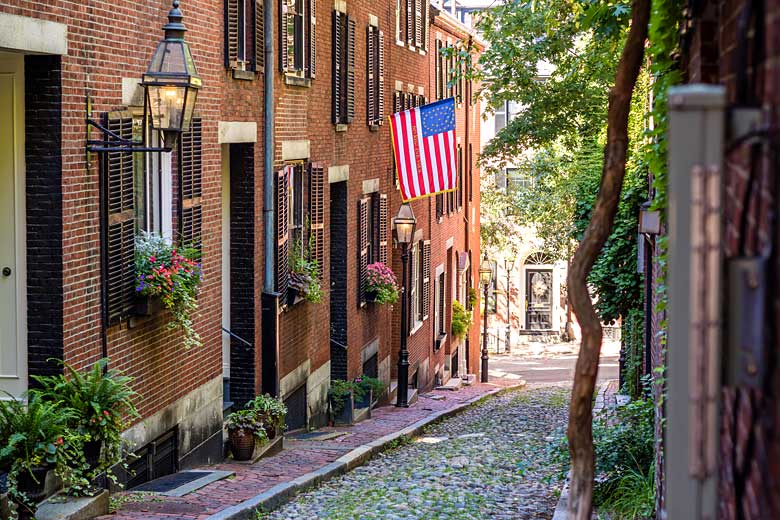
0;52;27;397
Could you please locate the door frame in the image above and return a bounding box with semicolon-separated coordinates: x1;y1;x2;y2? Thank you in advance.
0;51;27;396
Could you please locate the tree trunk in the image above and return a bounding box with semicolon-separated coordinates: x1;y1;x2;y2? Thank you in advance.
565;1;651;519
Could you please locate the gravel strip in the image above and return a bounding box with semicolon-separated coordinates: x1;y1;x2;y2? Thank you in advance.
259;385;570;520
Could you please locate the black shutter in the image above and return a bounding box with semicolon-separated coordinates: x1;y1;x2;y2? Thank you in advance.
346;16;356;123
378;194;388;265
436;193;443;219
280;0;294;72
435;39;443;99
414;0;422;48
102;112;136;324
457;145;463;210
276;167;290;301
468;143;473;202
377;30;385;122
421;240;431;319
393;91;401;114
254;0;265;71
358;197;369;306
422;0;428;52
309;0;317;77
179;117;203;250
333;10;343;123
226;0;240;67
308;163;325;278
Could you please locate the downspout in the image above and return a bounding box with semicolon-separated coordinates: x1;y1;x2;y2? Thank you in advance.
261;0;280;397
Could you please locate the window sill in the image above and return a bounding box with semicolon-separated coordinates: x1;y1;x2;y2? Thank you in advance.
369;123;381;132
284;74;311;87
232;68;256;81
434;333;447;351
409;321;424;337
335;123;349;133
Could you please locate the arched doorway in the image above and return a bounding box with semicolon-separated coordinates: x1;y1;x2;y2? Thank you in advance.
524;252;554;330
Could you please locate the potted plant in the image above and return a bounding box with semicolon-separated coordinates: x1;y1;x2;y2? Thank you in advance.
354;376;385;408
451;300;472;340
467;287;478;310
328;380;362;425
245;394;287;439
135;231;203;349
364;263;399;305
0;393;77;517
224;409;267;461
289;234;323;305
31;358;138;493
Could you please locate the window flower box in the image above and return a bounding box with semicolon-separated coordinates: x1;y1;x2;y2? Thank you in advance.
364;262;399;305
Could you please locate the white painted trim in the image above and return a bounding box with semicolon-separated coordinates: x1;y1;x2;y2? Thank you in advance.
218;121;257;144
0;13;68;55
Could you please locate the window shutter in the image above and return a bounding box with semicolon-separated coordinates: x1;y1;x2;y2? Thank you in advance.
435;39;442;99
438;272;445;334
393;91;401;113
276;167;291;301
179;117;203;250
367;25;375;125
414;0;422;48
422;0;428;52
358;197;370;306
308;163;325;278
102;112;136;324
378;194;388;265
332;10;342;123
346;16;356;123
309;0;317;77
377;30;385;122
406;0;413;45
457;145;463;210
468;143;473;202
226;0;240;67
280;0;295;72
254;0;264;71
436;193;443;219
395;0;401;43
421;240;431;320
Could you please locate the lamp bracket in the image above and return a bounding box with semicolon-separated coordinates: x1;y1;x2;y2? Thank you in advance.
86;118;171;153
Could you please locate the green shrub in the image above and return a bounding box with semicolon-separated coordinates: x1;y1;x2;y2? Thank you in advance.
246;394;287;432
451;300;472;339
354;375;385;400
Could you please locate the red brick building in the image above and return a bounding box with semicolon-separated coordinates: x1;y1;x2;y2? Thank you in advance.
0;0;481;488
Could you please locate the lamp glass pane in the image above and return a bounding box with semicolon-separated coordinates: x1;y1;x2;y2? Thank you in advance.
149;41;187;75
182;89;197;131
147;85;186;131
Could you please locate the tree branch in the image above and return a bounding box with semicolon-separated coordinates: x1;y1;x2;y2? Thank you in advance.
565;1;651;518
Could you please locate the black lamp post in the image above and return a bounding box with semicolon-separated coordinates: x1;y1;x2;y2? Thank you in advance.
86;0;201;153
479;255;493;383
394;203;416;407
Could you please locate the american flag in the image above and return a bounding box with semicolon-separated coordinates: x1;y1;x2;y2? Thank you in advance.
390;98;457;201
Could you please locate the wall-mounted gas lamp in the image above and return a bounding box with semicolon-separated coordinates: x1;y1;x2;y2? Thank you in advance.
86;0;201;153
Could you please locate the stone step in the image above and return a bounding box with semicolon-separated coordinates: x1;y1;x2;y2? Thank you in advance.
461;374;477;386
435;376;462;391
387;380;418;406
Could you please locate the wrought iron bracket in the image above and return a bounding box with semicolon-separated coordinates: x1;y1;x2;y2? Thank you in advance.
86;118;171;153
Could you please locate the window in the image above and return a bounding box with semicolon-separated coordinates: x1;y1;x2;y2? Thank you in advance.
435;40;461;102
102;111;198;324
432;266;446;350
409;243;420;330
395;0;428;51
358;193;388;306
506;167;534;193
367;23;385;127
494;100;521;133
456;145;463;211
280;0;316;78
276;162;325;304
333;9;355;125
393;91;425;113
225;0;264;73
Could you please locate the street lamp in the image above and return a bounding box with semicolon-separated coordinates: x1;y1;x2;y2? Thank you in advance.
86;1;201;153
394;203;417;407
479;255;493;383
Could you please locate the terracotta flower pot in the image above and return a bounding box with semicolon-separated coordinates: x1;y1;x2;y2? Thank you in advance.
229;429;256;461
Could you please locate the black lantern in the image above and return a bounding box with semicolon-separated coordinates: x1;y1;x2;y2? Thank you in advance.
480;256;493;286
86;1;201;153
393;203;417;245
142;0;202;149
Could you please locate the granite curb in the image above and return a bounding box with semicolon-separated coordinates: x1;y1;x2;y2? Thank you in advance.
206;381;526;520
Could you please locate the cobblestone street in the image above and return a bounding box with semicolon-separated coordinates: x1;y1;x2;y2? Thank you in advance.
260;385;569;520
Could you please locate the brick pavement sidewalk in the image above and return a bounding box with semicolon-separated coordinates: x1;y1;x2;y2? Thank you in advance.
100;379;522;520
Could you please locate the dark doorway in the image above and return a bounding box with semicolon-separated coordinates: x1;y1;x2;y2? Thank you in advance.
329;181;348;380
